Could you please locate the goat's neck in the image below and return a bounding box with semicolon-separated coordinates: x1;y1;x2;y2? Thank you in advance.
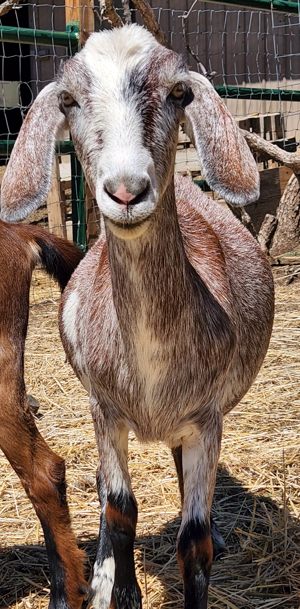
105;179;192;337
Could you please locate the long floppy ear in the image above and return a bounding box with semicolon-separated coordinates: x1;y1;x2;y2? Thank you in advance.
0;82;65;221
184;72;260;206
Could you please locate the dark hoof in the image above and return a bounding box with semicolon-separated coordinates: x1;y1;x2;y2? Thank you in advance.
211;517;227;560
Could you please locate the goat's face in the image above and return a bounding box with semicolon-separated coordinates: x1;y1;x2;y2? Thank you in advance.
0;25;260;226
57;27;193;237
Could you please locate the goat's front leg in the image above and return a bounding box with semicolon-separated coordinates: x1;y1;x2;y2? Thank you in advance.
177;415;222;609
91;410;142;609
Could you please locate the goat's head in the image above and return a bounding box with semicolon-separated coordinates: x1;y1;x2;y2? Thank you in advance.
0;25;259;238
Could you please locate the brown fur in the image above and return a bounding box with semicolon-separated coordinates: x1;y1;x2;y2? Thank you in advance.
0;220;86;609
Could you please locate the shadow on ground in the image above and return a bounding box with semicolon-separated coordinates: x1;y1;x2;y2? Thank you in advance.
1;465;299;608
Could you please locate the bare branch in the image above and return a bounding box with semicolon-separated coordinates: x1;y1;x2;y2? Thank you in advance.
242;129;300;174
100;0;123;27
0;0;24;18
131;0;166;45
181;2;216;80
257;214;278;254
122;0;132;24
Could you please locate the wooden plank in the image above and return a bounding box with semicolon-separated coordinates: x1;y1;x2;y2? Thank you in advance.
47;159;67;238
65;0;80;28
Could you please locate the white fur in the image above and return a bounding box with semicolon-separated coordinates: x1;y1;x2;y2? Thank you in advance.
62;290;79;349
91;556;115;609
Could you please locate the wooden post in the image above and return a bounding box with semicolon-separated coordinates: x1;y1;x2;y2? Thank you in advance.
65;0;95;245
65;0;95;45
85;185;101;247
47;158;67;238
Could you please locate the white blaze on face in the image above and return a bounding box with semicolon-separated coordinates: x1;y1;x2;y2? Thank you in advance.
78;27;159;226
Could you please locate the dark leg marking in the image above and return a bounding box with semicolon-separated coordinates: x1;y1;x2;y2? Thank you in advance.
177;519;213;609
171;445;184;504
43;522;70;609
106;492;142;609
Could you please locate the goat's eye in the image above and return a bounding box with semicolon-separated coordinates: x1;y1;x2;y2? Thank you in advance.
170;83;186;100
60;91;78;107
168;83;193;108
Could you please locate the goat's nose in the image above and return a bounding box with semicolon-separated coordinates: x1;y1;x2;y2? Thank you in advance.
112;183;136;204
104;178;150;205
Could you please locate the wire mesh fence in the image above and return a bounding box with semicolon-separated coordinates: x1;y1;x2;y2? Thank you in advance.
0;0;299;246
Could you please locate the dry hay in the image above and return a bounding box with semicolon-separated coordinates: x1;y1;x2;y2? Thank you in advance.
0;270;299;609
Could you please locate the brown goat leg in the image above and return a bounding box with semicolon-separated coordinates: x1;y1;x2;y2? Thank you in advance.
0;386;87;609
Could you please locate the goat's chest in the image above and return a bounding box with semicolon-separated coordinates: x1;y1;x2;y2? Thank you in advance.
86;307;232;442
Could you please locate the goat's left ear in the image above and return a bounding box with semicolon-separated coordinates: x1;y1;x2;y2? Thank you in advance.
184;71;259;206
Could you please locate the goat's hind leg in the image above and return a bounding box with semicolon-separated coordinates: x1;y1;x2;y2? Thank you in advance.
176;416;222;609
91;411;141;609
172;445;226;560
0;383;86;609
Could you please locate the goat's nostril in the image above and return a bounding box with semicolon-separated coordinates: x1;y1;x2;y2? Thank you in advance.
104;180;150;206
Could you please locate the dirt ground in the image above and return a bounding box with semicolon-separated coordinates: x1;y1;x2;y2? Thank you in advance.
0;271;299;609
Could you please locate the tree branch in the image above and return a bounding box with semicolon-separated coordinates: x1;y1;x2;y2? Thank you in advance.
0;0;24;18
122;0;132;24
242;129;300;174
130;0;166;45
100;0;123;27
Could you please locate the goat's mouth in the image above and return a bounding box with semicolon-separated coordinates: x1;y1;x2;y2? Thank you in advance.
106;217;150;230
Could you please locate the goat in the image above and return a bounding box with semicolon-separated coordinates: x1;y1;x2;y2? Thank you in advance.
0;220;86;609
1;25;274;609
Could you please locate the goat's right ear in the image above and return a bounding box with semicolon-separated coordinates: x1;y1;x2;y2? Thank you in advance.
0;83;65;222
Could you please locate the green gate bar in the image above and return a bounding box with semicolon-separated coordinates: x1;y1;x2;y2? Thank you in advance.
202;0;299;13
216;86;300;102
0;25;79;50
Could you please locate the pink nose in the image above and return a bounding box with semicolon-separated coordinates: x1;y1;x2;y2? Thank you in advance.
112;183;136;205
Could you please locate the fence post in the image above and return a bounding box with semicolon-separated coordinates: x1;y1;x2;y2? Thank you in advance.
47;158;67;239
66;0;95;250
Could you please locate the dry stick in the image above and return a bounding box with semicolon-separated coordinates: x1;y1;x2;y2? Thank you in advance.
100;0;123;27
242;129;300;174
0;0;24;17
130;0;166;45
181;1;216;80
122;0;132;24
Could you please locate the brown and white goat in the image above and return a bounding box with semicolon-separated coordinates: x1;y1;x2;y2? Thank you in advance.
0;220;86;609
1;25;274;609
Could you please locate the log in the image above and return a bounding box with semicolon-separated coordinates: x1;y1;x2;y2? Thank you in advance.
269;174;300;257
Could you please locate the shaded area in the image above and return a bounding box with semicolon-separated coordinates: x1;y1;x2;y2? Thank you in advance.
1;464;299;609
